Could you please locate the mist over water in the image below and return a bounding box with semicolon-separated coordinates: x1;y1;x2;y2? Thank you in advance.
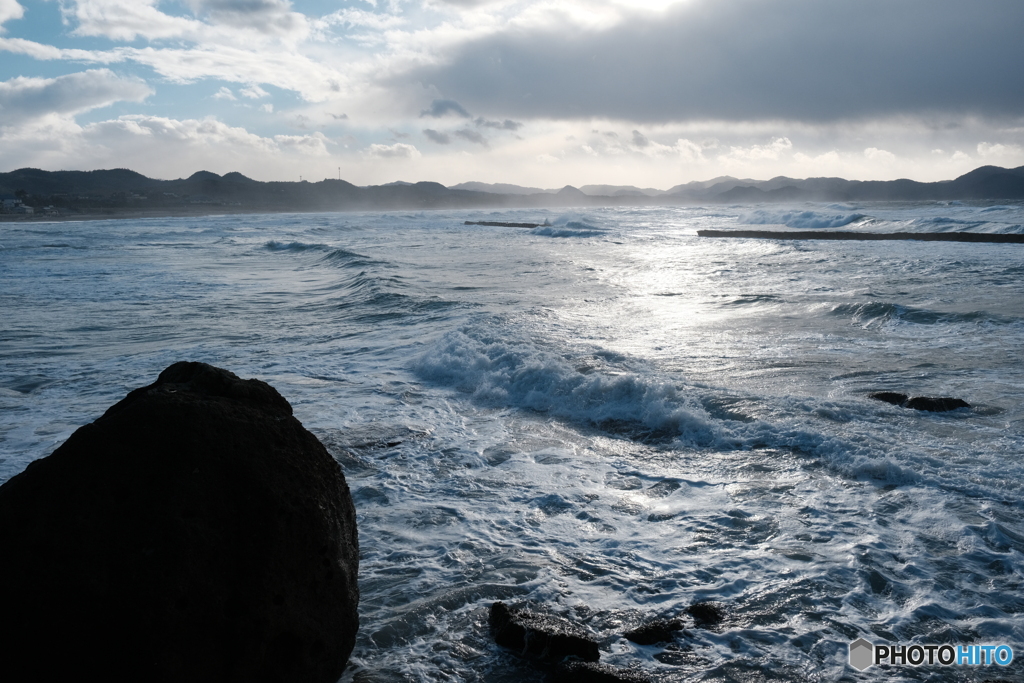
2;203;1024;681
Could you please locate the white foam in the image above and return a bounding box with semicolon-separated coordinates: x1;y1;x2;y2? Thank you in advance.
738;208;868;229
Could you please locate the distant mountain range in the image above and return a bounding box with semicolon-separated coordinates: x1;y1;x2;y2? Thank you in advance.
1;165;1023;217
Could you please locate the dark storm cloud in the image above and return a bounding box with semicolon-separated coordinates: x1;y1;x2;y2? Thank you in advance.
400;0;1024;124
419;99;471;118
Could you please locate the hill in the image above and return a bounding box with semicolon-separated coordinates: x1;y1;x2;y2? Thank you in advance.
2;165;1022;219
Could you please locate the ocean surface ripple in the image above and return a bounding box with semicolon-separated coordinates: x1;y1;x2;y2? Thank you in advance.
2;203;1023;681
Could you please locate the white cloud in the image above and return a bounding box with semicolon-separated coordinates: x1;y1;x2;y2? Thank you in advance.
212;86;236;100
365;142;420;158
117;45;348;103
864;147;896;163
84;115;276;150
727;137;793;160
240;84;269;99
675;138;704;161
311;8;406;35
65;0;203;42
274;131;330;154
977;142;1024;162
0;69;152;127
259;103;274;112
0;0;24;32
0;36;40;57
63;0;308;44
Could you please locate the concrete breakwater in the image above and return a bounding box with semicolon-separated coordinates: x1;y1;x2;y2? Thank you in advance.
698;229;1024;243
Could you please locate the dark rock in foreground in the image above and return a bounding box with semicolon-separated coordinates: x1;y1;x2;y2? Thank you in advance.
0;362;358;683
869;391;971;412
549;661;652;683
490;601;600;662
623;618;684;645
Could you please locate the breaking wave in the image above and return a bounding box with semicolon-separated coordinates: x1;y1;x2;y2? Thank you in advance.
738;209;868;229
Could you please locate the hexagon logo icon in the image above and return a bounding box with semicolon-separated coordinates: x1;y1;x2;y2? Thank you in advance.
849;638;874;671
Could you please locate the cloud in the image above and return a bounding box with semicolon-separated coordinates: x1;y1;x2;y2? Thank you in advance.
65;0;203;42
0;0;24;32
273;131;329;154
312;8;405;34
631;130;649;148
454;127;486;145
240;84;269;99
63;0;307;43
475;117;522;130
977;142;1024;161
212;86;236;100
106;45;346;103
398;0;1024;124
365;142;420;158
864;147;896;163
184;0;308;38
727;137;793;160
420;98;471;118
423;128;451;144
675;138;704;161
0;69;152;127
85;115;275;149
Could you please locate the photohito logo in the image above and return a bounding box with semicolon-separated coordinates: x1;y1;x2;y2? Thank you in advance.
849;638;1014;671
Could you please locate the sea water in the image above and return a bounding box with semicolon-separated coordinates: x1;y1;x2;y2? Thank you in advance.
2;203;1023;681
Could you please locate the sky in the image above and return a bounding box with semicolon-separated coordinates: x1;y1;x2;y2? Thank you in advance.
1;0;1023;188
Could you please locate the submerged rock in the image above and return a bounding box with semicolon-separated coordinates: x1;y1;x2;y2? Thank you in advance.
0;362;358;683
686;601;726;627
623;618;684;645
905;396;971;412
869;391;970;412
490;601;600;663
549;661;652;683
868;391;909;406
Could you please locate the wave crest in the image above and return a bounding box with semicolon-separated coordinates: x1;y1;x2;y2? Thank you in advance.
739;209;868;229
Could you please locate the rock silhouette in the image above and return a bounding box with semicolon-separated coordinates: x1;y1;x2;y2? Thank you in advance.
0;362;358;683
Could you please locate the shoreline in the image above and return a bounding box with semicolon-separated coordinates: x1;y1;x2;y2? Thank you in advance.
0;206;284;223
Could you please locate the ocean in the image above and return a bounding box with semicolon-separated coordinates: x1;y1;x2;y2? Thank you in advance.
2;202;1023;681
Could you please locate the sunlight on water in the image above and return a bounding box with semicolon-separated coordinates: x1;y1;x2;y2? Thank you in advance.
2;203;1023;681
